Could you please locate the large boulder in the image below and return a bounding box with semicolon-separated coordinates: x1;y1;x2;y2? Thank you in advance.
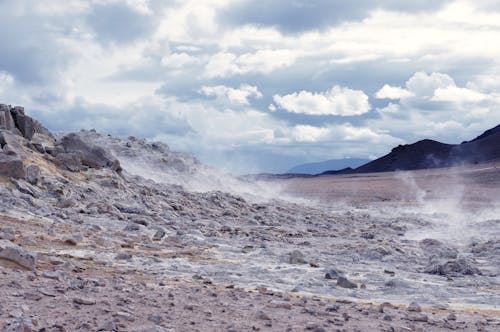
0;154;25;179
10;106;35;140
0;130;25;157
58;133;121;172
0;239;37;269
0;106;16;130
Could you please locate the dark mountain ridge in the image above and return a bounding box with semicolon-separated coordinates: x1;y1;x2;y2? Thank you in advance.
354;125;500;173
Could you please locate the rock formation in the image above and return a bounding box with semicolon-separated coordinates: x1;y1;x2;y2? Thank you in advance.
0;103;121;180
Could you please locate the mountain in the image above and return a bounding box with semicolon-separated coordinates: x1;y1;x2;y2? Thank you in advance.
286;158;370;175
354;125;500;173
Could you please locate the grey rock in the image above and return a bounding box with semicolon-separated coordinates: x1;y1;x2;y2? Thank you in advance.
59;133;121;171
26;165;41;185
288;250;307;264
0;154;25;178
336;276;357;289
407;313;428;322
55;152;83;172
0;239;37;269
2;318;36;332
424;258;481;276
73;296;97;305
153;229;166;241
0;108;16;130
325;269;341;279
408;302;421;312
10;107;35;140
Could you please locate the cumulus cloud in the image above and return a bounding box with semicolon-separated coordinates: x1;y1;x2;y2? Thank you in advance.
371;71;500;143
200;84;263;105
375;84;414;99
273;86;371;116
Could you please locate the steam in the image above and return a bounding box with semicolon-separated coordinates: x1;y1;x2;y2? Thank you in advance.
120;155;286;201
396;168;500;245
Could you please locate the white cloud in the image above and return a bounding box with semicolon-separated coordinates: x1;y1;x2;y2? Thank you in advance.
405;71;455;98
370;71;500;144
291;125;330;142
200;84;263;105
161;52;201;69
273;85;371;116
375;84;414;99
431;86;489;103
204;49;299;78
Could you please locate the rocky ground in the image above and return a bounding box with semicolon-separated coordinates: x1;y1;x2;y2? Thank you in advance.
1;105;499;331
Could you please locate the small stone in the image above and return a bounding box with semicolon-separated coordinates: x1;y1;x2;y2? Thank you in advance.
42;270;66;281
152;229;166;241
268;300;292;310
407;313;428;322
408;302;421;312
288;250;307;264
336;276;357;289
64;238;78;246
447;313;457;321
256;311;271;320
325;269;341;279
73;297;96;305
383;315;392;321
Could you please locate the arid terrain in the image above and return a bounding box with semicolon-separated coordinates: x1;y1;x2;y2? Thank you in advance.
1;106;499;331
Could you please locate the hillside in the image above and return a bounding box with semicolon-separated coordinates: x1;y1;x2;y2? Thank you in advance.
354;126;500;173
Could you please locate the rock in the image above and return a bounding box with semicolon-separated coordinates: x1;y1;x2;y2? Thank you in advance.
408;302;421;312
336;276;357;289
0;130;25;156
42;270;66;281
3;318;36;332
55;152;83;172
25;165;41;185
0;107;16;130
99;320;117;331
447;313;457;321
115;252;133;261
0;154;25;179
420;238;458;259
407;313;428;322
73;296;97;305
0;240;37;269
10;106;36;140
64;237;79;246
256;310;271;320
268;300;292;309
152;229;166;241
288;250;307;264
424;258;481;276
325;269;341;279
58;133;121;171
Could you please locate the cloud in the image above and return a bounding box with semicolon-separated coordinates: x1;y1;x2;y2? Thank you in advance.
375;84;414;99
204;49;299;78
200;84;262;105
85;2;155;44
370;71;500;144
219;0;451;34
273;86;371;116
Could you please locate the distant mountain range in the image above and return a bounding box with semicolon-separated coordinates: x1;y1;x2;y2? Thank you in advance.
354;124;500;173
286;158;370;175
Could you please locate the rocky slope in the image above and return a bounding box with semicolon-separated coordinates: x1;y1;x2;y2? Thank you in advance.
0;104;499;331
354;125;500;173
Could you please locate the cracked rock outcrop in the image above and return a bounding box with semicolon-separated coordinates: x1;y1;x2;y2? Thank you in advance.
0;103;121;179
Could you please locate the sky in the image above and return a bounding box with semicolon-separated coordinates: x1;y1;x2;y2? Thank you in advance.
1;0;500;173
